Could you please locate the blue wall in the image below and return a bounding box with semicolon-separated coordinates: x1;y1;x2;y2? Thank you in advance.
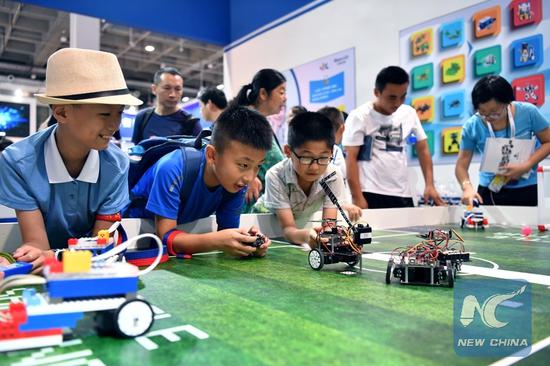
21;0;321;46
21;0;230;45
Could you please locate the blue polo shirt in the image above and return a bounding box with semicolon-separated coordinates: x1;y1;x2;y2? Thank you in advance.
128;149;245;229
0;126;130;249
131;109;202;144
460;102;549;188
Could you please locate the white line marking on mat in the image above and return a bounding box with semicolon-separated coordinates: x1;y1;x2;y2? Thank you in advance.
470;256;499;270
489;336;550;366
13;350;93;366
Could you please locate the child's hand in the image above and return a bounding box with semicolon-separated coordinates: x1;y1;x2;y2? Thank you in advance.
215;229;258;257
245;177;262;203
307;226;329;249
247;226;271;257
343;203;362;222
13;244;51;274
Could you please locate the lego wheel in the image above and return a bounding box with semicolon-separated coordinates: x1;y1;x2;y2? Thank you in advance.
385;260;394;284
114;299;154;338
446;260;454;288
308;249;324;270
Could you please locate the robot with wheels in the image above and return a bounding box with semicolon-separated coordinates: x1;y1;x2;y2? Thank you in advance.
461;200;488;230
307;172;372;272
0;233;163;352
385;229;470;288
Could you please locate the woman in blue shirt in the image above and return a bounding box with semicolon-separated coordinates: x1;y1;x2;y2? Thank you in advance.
455;76;550;206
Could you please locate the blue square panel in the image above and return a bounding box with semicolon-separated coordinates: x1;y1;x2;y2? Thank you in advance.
441;90;465;118
511;34;543;69
440;20;464;49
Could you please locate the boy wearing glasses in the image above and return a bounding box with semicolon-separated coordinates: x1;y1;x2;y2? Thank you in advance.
253;112;346;248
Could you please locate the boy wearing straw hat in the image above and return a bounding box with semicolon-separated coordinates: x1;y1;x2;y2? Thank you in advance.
0;48;142;272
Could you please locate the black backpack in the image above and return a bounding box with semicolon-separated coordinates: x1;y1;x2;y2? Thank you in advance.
127;129;212;208
135;107;199;143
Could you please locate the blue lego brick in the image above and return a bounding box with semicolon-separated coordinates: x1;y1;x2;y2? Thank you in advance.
47;277;138;299
125;245;167;260
19;312;83;332
0;262;33;278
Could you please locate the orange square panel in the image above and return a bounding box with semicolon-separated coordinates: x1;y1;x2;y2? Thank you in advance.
473;5;501;38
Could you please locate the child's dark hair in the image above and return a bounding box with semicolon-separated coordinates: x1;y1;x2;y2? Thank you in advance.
375;66;409;92
317;106;344;133
211;105;272;153
233;69;286;107
198;87;228;109
471;75;514;110
288;112;335;149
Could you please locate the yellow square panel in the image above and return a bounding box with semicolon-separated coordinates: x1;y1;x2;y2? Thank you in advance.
411;28;433;57
442;126;462;155
412;96;435;122
441;55;465;84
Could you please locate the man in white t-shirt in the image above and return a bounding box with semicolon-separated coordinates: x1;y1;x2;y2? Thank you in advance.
342;66;444;209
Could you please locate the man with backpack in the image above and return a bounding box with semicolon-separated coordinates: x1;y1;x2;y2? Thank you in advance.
131;67;202;144
125;105;274;258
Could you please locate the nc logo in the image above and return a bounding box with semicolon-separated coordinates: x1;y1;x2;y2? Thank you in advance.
459;285;526;328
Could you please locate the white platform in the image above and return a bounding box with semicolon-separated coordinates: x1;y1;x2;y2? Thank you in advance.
0;206;541;252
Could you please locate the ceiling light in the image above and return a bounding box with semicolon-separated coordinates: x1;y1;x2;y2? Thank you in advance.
216;84;224;90
182;97;190;103
144;45;155;52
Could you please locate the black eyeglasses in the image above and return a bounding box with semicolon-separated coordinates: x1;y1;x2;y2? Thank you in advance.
291;150;333;166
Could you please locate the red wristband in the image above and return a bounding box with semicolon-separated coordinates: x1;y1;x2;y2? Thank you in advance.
162;228;186;256
95;213;122;222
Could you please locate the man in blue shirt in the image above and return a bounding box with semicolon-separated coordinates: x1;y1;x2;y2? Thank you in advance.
131;67;202;144
127;105;274;257
0;48;142;271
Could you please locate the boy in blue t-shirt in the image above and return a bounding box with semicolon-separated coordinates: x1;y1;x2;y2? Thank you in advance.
127;105;273;257
0;48;142;271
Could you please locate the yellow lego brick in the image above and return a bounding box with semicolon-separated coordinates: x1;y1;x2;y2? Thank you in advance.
97;230;110;242
62;250;92;273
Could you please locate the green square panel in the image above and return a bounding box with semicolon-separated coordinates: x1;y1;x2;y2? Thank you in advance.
474;45;501;77
411;63;434;90
412;129;434;157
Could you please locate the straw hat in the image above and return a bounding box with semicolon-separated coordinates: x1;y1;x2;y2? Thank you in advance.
35;48;143;106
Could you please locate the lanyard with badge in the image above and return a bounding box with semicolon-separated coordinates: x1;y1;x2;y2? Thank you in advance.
479;105;536;191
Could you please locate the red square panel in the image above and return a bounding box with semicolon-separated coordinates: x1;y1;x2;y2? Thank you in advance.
510;0;542;28
512;74;545;106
